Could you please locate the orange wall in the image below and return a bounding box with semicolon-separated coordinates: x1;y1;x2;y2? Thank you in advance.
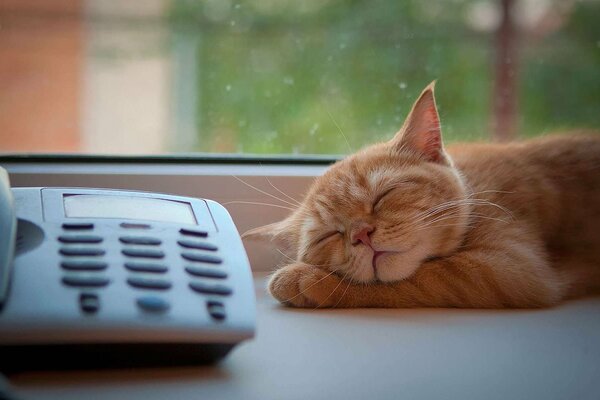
0;0;82;152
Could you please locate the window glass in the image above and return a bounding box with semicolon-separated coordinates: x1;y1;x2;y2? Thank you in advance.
0;0;598;155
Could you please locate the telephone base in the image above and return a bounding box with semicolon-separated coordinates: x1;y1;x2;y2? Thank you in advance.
0;342;234;372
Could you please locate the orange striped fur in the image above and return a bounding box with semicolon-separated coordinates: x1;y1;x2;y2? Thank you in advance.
243;82;600;308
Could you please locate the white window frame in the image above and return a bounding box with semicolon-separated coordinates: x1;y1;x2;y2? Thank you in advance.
2;158;334;272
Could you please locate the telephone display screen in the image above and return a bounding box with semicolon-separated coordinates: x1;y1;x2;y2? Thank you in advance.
63;194;197;225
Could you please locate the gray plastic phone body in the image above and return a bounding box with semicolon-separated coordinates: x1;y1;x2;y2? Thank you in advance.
0;184;255;369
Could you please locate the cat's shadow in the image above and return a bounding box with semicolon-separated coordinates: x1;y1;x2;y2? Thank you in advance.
268;296;597;324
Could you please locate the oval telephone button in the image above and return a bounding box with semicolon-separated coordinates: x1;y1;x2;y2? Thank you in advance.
181;252;222;264
62;276;110;287
60;247;105;257
58;235;103;244
127;277;172;290
137;296;170;313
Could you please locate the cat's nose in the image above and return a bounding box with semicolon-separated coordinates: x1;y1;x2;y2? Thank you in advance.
351;223;375;247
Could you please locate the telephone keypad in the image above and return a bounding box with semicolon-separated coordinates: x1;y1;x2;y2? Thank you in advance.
57;221;234;319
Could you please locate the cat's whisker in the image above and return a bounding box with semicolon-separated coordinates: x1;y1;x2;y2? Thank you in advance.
409;199;470;221
231;175;300;208
467;189;515;197
222;201;296;211
462;199;514;219
315;270;350;309
412;213;510;232
279;267;341;304
275;248;297;264
263;173;302;206
383;198;512;235
411;198;514;225
383;205;465;235
325;108;352;153
332;273;354;308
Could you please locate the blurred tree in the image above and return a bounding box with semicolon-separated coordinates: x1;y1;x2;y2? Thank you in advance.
169;0;600;154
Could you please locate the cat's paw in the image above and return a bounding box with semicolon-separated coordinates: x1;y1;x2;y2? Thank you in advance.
268;263;344;308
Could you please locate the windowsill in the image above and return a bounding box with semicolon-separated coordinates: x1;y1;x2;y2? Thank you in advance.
11;273;600;400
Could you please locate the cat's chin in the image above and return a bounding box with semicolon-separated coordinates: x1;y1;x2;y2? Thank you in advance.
373;252;421;282
348;252;422;283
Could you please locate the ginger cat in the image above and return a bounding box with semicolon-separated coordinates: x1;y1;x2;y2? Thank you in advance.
244;82;600;308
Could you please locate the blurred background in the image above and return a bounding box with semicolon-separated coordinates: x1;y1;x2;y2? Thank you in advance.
0;0;598;155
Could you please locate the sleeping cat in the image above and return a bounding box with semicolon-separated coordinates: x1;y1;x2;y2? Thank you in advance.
243;82;600;308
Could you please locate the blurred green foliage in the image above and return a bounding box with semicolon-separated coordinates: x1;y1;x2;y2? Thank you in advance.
170;0;600;154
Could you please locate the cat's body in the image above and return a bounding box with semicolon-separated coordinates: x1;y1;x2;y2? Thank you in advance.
244;83;600;308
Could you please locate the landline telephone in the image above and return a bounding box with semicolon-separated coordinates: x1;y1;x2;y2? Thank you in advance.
0;167;255;370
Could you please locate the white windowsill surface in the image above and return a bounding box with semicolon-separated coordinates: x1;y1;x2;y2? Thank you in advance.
11;274;600;400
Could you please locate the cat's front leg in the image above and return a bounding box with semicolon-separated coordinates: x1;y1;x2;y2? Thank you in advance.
269;247;566;308
268;263;344;308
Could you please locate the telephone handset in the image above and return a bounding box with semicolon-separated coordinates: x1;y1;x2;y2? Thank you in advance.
0;167;255;371
0;168;16;308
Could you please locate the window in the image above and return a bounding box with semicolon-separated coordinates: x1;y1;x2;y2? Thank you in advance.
1;0;598;155
2;0;599;271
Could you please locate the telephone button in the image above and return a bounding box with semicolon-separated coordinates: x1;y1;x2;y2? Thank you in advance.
122;248;165;259
137;296;170;313
60;247;106;256
181;252;222;264
62;223;94;230
61;260;108;271
207;301;226;321
62;276;110;288
177;239;218;251
58;235;103;244
125;262;168;273
179;228;208;238
127;277;172;290
119;236;162;246
189;282;232;296
185;266;228;279
80;293;100;314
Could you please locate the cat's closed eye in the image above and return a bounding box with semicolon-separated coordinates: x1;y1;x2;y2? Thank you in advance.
314;231;341;245
373;187;396;211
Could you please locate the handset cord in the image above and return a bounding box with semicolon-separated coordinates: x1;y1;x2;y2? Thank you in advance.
0;373;23;400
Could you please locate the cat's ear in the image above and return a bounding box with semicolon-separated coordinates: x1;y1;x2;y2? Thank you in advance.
242;219;299;252
391;81;449;164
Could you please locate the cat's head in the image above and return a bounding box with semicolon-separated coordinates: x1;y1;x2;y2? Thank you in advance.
244;82;470;282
